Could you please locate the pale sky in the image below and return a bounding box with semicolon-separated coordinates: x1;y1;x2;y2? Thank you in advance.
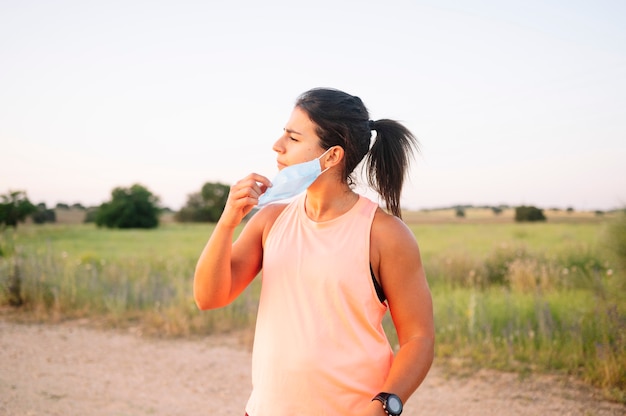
1;0;625;211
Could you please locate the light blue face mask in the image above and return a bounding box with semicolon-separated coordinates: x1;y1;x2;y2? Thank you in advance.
257;148;331;207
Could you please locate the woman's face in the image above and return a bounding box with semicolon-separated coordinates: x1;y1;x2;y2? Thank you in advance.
272;106;325;170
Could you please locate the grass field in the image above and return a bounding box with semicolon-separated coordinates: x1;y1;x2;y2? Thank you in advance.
1;208;625;402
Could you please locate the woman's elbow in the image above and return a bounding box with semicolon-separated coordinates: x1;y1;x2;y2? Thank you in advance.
194;296;213;311
194;290;219;310
193;287;230;310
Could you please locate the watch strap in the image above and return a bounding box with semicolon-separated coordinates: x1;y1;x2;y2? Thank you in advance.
372;392;403;416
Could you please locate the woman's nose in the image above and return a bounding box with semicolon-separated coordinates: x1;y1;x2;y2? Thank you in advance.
272;136;285;153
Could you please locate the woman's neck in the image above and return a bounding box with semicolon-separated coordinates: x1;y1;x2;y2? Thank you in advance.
304;185;359;222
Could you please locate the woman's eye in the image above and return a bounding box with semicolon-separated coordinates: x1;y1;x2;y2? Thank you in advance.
289;136;298;142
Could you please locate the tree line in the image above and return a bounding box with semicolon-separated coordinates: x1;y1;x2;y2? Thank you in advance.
0;184;604;229
0;182;230;229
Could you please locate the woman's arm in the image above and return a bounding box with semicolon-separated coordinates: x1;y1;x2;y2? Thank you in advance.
193;173;271;310
368;211;435;414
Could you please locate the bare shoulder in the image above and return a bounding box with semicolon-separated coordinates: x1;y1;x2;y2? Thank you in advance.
245;203;289;244
232;203;289;260
371;208;419;251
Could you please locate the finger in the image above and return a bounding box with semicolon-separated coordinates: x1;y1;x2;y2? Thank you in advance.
233;181;270;205
236;174;271;197
230;185;256;202
231;182;259;201
247;181;265;198
247;173;272;188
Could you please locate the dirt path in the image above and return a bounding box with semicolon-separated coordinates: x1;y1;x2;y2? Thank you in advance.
1;319;623;416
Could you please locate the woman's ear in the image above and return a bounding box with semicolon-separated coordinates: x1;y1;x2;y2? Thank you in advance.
323;146;345;170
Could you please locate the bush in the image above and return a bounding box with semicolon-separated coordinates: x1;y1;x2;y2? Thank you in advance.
482;244;530;286
175;182;230;222
96;184;160;229
515;205;546;222
0;191;36;228
31;203;56;224
84;208;98;223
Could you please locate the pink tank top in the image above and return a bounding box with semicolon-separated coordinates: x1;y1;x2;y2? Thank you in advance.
245;195;393;415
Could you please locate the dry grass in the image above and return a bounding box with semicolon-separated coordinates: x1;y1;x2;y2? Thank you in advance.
52;209;176;225
402;208;614;224
51;206;610;226
54;209;86;224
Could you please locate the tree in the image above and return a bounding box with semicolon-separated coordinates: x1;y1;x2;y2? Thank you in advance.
176;182;230;222
491;206;503;215
0;191;36;229
96;184;160;229
84;207;98;223
515;205;546;222
31;203;56;224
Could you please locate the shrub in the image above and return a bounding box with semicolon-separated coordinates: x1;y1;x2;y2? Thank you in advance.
482;244;530;285
84;208;98;223
0;191;36;228
31;203;56;224
176;182;230;222
515;205;546;222
491;206;503;215
96;184;160;229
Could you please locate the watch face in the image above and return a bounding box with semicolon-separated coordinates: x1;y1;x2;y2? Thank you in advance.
387;395;402;413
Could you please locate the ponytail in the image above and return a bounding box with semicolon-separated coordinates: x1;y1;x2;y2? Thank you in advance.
365;119;418;218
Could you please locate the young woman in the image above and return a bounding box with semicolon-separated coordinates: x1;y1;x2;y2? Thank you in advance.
194;88;434;416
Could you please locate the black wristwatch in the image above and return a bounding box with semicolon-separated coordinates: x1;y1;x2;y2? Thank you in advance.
372;392;403;416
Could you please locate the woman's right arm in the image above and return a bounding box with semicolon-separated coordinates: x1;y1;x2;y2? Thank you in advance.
193;173;271;310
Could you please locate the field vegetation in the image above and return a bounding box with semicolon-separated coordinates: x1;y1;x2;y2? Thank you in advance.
1;208;624;402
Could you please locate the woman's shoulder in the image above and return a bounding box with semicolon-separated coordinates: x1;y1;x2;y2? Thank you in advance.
371;208;418;250
249;203;290;243
248;203;289;227
372;206;407;229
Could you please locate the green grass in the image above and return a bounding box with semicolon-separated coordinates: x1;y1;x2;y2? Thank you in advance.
9;223;214;260
411;222;606;259
1;217;624;402
0;223;258;336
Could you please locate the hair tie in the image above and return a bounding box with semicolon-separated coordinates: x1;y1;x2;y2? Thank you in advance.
368;120;376;131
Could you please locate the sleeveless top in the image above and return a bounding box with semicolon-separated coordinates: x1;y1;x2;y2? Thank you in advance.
245;195;393;415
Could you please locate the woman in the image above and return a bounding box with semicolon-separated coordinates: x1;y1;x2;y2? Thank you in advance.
194;88;434;416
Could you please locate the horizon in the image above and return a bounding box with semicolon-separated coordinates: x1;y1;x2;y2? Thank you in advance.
27;192;623;214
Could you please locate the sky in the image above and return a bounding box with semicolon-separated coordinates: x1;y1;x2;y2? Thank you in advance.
1;0;625;212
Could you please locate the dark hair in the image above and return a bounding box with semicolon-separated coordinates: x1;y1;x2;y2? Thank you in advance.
295;87;418;218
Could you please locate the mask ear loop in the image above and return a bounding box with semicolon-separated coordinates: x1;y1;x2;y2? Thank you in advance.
317;147;335;174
